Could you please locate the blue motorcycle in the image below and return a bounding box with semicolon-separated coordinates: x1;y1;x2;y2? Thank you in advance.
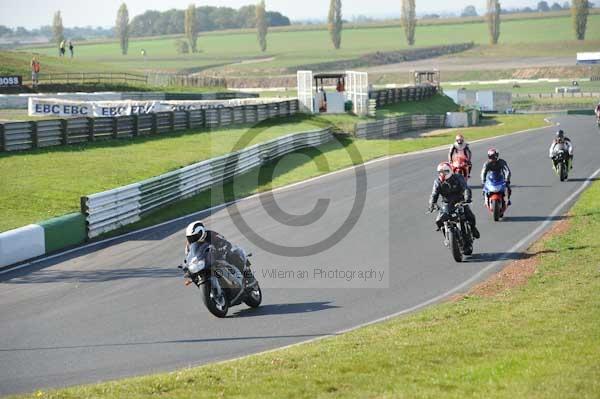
483;171;509;221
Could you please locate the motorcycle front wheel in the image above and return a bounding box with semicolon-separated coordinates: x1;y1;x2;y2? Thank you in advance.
491;199;502;222
202;280;229;318
559;163;568;182
448;228;463;263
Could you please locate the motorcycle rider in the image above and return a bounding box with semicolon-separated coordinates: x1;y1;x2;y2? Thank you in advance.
549;130;574;170
448;134;473;177
429;162;480;239
185;221;245;272
481;148;512;206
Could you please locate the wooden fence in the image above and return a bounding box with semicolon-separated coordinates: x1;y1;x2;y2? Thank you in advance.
28;72;148;86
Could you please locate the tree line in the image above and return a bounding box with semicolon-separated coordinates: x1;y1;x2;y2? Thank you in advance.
128;5;290;37
461;1;589;17
46;0;594;56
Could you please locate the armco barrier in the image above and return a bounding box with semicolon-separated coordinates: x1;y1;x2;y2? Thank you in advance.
81;128;334;239
369;85;438;108
0;100;299;153
355;114;446;139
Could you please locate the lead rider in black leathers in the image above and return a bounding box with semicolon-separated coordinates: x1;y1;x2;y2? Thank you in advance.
185;221;246;273
429;162;480;239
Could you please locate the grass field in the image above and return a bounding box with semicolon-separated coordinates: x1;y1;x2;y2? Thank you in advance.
22;15;600;76
11;138;600;399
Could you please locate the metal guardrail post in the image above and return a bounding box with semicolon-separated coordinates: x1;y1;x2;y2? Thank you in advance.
30;121;38;149
133;115;139;137
185;111;191;130
88;117;95;142
60;120;68;145
170;112;175;132
151;113;158;134
0;123;5;152
112;117;119;139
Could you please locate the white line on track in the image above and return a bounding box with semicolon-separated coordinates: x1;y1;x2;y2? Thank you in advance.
0;122;555;275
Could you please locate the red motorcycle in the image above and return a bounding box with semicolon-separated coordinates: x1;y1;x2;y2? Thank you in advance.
451;154;470;181
483;172;509;221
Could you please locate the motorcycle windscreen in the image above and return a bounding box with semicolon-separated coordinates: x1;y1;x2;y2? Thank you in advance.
485;172;506;193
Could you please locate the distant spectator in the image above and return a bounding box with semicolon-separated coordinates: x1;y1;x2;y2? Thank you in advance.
59;40;66;57
68;41;74;58
30;57;40;89
141;49;146;58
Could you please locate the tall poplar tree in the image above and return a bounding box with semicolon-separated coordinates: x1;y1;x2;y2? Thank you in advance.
185;4;199;53
328;0;342;49
487;0;501;45
256;0;268;52
116;3;130;55
401;0;416;46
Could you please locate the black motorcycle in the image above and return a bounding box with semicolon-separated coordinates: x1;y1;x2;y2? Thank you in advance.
179;242;262;318
430;202;474;263
552;149;569;182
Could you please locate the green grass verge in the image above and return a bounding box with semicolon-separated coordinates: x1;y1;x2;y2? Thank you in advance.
13;136;600;399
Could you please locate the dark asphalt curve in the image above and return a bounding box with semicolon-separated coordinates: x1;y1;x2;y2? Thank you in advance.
1;116;599;396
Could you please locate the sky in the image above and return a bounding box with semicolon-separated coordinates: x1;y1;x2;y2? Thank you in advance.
0;0;554;29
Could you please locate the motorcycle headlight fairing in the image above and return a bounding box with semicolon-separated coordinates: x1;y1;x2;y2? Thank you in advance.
188;257;206;274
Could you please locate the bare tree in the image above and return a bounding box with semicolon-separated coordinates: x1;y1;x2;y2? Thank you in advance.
572;0;590;40
256;0;268;52
185;4;198;53
328;0;343;49
487;0;501;45
116;3;130;55
52;11;64;47
401;0;416;46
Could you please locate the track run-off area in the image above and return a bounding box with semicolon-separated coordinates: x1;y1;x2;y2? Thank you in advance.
1;115;599;396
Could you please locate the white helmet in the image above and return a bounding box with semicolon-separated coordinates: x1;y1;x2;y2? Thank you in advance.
454;134;467;151
186;221;207;245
